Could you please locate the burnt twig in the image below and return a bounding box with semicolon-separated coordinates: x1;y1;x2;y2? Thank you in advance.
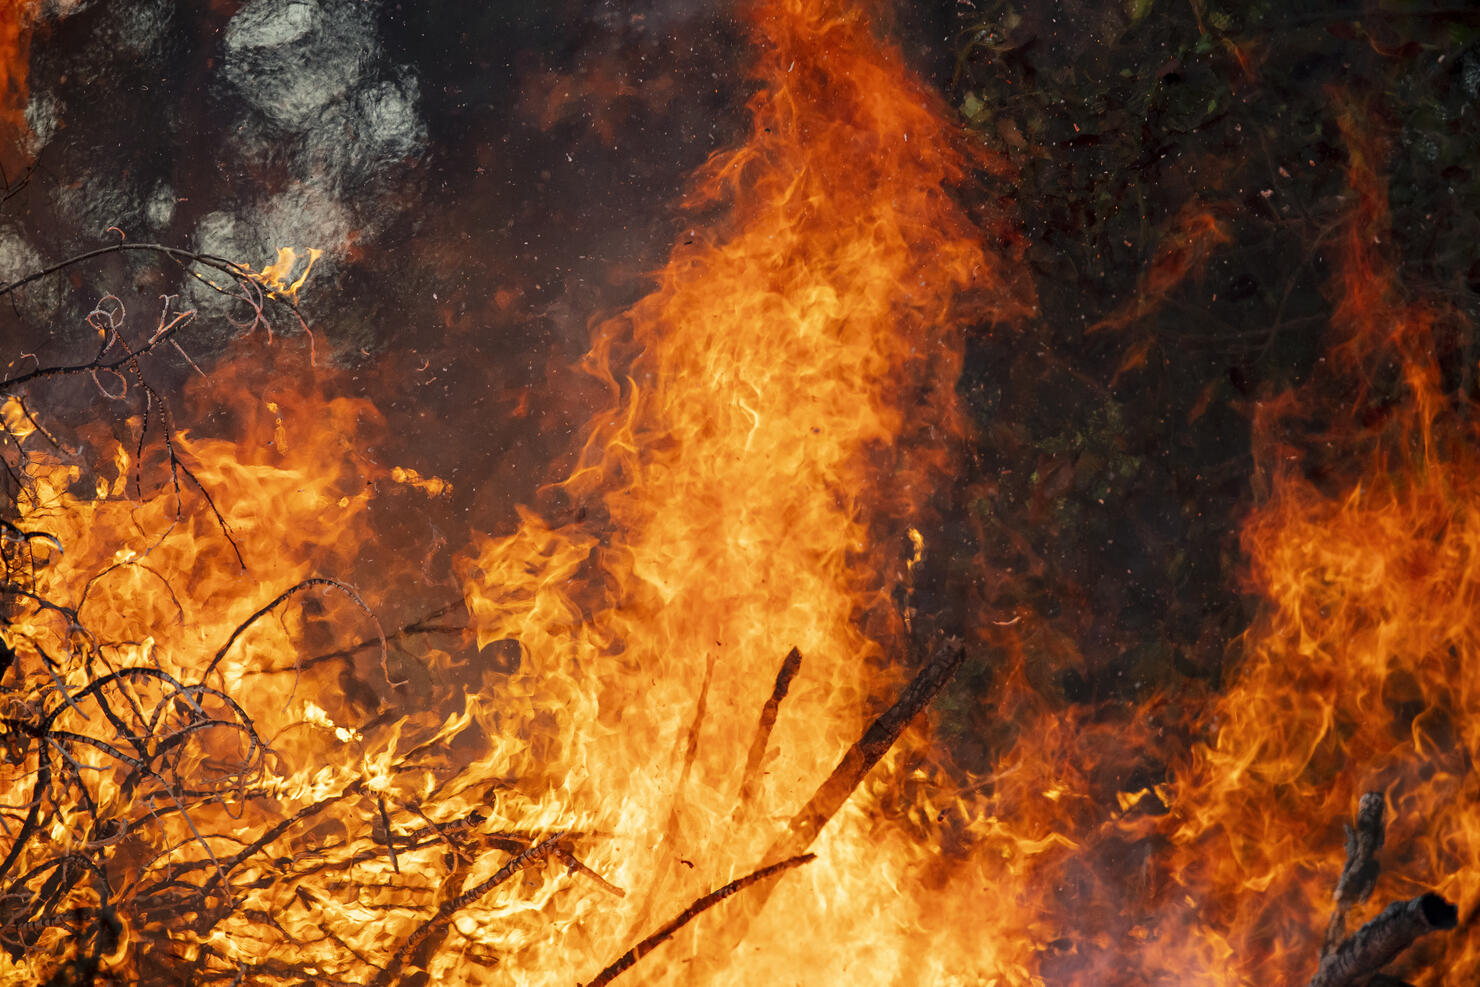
0;241;308;345
580;853;815;987
371;832;566;987
770;637;966;859
203;578;389;687
736;646;802;808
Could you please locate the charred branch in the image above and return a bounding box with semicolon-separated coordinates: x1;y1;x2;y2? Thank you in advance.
370;832;567;987
204;578;389;687
1307;893;1458;987
580;853;816;987
1323;791;1385;956
0;239;310;353
1308;792;1460;987
770;637;966;859
669;638;966;976
737;645;802;808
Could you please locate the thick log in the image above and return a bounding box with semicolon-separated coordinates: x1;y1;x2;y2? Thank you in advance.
1307;893;1458;987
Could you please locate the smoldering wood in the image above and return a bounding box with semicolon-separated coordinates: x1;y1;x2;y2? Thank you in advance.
737;645;803;807
1307;892;1458;987
1323;791;1385;956
580;853;816;987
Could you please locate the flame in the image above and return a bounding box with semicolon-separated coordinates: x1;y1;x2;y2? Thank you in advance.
391;465;451;498
1145;108;1480;984
459;0;1026;980
0;0;1032;981
17;1;1473;984
245;246;323;305
0;0;38;172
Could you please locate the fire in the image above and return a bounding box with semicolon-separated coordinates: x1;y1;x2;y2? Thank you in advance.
2;0;1029;982
0;0;38;173
7;0;1471;983
909;107;1480;984
1148;110;1480;984
247;246;324;306
461;0;1025;980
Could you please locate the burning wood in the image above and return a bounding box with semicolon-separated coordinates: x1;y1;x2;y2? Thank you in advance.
3;0;1478;984
772;638;967;860
1308;793;1460;987
1310;894;1459;987
736;646;803;811
1323;792;1386;955
582;853;816;987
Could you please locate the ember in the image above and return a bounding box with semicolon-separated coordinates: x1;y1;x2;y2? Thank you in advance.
1;1;1476;985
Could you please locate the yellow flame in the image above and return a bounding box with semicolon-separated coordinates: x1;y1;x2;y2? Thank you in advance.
391;465;451;498
248;246;323;304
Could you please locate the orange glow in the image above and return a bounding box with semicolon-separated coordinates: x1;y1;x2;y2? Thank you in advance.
10;1;1472;984
1148;110;1480;983
0;0;38;174
1093;201;1232;332
0;0;1031;981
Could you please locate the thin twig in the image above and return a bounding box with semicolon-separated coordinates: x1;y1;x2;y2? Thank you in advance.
737;646;803;808
371;833;567;987
580;854;815;987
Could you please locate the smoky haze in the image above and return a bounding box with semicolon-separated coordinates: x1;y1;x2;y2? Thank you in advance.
3;0;748;585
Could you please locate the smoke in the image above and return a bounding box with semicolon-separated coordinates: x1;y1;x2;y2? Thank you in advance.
9;0;428;352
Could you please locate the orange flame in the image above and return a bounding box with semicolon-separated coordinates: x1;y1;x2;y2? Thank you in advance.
460;0;1026;980
0;0;38;173
245;246;323;305
0;0;1032;982
1149;107;1480;983
23;3;1474;985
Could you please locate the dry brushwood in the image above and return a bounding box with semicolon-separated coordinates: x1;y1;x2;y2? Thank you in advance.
370;833;568;987
0;261;589;983
0;237;313;341
1307;792;1459;987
